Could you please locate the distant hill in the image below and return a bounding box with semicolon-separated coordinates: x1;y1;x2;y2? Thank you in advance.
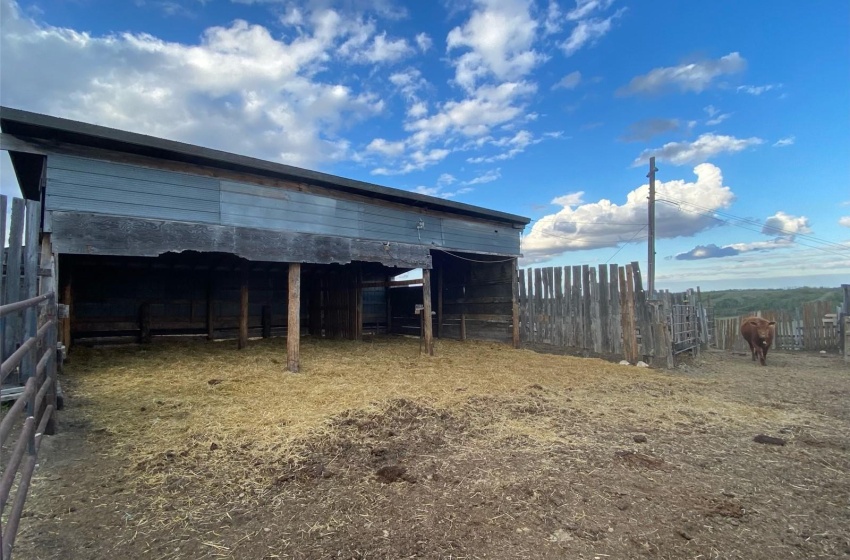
701;288;844;318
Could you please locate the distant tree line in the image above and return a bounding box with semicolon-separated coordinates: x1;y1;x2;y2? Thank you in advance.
702;288;843;318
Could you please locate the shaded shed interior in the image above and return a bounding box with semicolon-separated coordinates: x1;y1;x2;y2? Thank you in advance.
61;250;517;345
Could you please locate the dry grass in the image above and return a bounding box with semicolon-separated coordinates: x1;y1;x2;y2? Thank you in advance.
71;336;802;484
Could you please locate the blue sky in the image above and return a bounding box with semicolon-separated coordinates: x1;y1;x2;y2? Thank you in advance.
1;0;848;290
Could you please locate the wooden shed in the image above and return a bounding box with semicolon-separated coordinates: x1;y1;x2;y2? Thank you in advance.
0;107;529;370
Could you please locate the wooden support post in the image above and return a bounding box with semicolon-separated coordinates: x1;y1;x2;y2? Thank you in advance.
287;263;301;372
21;201;40;382
422;268;434;355
206;276;215;341
512;258;520;349
437;265;443;339
140;302;152;343
460;313;467;341
0;195;6;360
385;276;393;335
238;270;249;350
62;275;72;350
262;305;272;338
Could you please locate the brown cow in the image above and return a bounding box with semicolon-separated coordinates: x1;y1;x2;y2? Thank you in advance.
740;316;776;366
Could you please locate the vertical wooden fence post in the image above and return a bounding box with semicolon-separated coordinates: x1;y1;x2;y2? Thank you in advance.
238;268;249;350
511;258;520;349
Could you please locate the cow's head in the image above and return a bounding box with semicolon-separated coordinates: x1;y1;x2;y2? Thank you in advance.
748;320;776;346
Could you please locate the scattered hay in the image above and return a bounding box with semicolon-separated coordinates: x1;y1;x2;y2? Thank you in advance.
63;335;818;535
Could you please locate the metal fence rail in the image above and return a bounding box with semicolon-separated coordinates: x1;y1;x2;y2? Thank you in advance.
1;195;60;560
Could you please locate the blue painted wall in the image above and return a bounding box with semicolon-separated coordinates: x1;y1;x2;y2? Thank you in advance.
45;154;521;256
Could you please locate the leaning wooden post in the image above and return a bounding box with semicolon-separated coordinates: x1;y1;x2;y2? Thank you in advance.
437;265;444;339
287;263;301;372
422;268;434;355
238;269;249;350
512;258;520;348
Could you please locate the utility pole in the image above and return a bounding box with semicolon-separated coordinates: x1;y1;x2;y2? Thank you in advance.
647;156;658;298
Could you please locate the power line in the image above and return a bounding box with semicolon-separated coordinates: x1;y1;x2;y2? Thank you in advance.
657;196;848;251
606;226;648;263
656;199;850;258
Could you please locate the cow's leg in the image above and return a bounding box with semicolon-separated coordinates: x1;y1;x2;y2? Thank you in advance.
762;345;769;366
757;346;766;366
747;341;756;361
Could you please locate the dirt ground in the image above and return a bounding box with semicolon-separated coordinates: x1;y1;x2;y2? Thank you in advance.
11;338;850;560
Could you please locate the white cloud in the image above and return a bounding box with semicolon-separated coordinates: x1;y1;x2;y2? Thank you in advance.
522;163;734;263
412;185;473;199
466;129;541;163
565;0;615;21
839;217;850;228
366;138;406;157
737;84;780;95
762;211;811;236
446;0;543;91
553;70;582;90
551;192;584;207
634;133;763;166
465;168;501;185
415;32;432;52
560;8;624;57
705;109;731;126
619;52;746;95
0;0;386;168
773;135;795;147
543;0;563;34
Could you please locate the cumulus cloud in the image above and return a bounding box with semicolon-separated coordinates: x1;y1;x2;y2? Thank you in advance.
762;211;811;236
415;32;432;52
619;52;746;96
553;70;582;90
447;0;543;91
634;133;763;166
773;136;795;147
0;0;391;168
366;138;406;157
521;163;734;263
620;118;682;142
840;217;850;228
465;168;501;185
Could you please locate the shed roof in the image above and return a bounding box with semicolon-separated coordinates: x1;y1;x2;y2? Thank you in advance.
0;106;529;226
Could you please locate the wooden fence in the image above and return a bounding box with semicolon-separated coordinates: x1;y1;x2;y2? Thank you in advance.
1;196;60;560
714;300;841;352
518;261;675;367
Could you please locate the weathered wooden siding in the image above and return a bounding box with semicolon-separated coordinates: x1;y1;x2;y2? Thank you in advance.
45;154;520;258
46;154;221;224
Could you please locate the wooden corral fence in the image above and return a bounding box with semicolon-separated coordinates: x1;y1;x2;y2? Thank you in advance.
714;300;841;353
518;261;679;367
1;196;60;560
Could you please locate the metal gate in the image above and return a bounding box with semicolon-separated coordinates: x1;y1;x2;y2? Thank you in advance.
671;304;698;355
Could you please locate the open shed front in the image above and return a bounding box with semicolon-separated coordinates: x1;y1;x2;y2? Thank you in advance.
59;248;520;360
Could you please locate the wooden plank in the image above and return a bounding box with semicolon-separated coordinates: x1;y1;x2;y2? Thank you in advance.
238;270;249;350
598;264;610;353
608;264;621;356
460;313;467;341
571;265;581;348
534;268;543;344
0;195;5;359
206;276;215;341
542;267;551;343
526;269;534;343
631;261;652;359
518;267;527;343
287;263;301;372
562;266;571;348
21;201;41;382
554;266;563;346
625;264;638;362
4;199;25;359
422;268;434;355
581;265;592;350
511;258;520;349
50;211;433;269
589;267;602;353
